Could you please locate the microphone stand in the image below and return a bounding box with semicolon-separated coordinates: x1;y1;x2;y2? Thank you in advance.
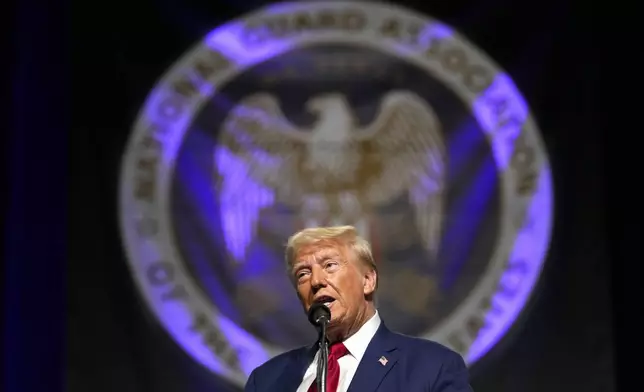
316;317;329;392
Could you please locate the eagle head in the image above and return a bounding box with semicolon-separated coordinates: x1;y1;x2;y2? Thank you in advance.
305;94;348;115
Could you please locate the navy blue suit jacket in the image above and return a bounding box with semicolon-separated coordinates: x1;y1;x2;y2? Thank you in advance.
244;322;473;392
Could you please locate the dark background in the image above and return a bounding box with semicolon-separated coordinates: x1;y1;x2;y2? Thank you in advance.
5;0;630;391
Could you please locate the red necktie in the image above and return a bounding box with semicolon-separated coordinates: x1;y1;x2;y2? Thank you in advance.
308;342;349;392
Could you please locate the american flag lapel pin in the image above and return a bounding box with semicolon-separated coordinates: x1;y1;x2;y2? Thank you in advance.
378;356;388;366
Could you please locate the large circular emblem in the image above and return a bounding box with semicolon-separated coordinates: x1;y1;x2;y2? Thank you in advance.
119;1;553;387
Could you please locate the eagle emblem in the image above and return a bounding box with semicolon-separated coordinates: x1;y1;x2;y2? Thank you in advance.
214;90;446;263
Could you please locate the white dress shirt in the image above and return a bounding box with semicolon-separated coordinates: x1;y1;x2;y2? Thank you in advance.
296;311;382;392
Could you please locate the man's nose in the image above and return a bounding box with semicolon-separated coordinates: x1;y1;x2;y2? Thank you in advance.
310;265;327;291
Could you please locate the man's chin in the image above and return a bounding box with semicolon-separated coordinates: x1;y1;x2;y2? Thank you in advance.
327;312;345;329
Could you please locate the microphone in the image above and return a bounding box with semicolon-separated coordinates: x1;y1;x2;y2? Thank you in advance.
307;303;330;392
308;302;331;328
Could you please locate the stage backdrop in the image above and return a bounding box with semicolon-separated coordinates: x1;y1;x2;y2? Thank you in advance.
69;1;612;391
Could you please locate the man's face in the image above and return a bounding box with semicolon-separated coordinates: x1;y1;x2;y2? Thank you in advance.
291;241;376;333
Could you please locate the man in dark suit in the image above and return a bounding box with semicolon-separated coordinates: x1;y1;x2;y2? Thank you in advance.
244;225;473;392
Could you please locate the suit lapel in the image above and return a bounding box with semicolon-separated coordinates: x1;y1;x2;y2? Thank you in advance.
347;323;399;392
282;343;317;391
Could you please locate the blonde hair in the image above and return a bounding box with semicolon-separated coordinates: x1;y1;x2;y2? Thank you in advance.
285;225;378;284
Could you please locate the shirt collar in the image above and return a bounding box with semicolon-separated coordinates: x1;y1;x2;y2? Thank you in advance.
342;310;381;363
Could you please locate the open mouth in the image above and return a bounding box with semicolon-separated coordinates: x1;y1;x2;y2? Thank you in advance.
314;295;336;308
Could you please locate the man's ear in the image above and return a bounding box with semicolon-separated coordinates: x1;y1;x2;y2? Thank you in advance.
363;269;377;296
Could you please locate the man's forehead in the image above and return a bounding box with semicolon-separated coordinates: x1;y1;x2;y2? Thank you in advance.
295;244;343;262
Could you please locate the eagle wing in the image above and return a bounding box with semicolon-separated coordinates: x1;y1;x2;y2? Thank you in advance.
214;93;309;262
354;91;446;258
217;93;311;199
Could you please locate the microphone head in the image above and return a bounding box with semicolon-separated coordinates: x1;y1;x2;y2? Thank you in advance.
307;302;331;327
